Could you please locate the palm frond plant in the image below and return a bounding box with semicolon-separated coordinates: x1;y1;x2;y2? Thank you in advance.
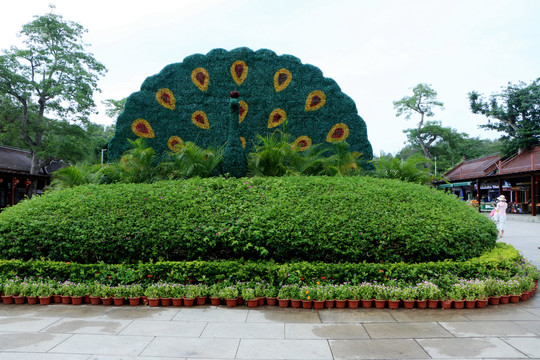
158;142;224;179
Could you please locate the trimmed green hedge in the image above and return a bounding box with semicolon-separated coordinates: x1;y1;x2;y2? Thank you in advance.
0;177;497;264
0;243;529;287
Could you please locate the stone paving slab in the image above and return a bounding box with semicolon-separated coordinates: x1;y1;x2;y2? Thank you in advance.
201;322;284;339
363;322;454;339
246;308;321;323
102;307;179;320
0;305;42;317
0;332;72;353
173;307;249;323
141;337;239;358
514;320;540;336
43;318;132;334
0;353;89;359
461;306;540;321
417;337;528;358
388;308;471;322
34;305;113;318
502;336;540;358
318;308;396;323
236;339;333;359
49;333;152;356
0;316;61;332
120;319;207;337
329;339;430;359
440;320;537;337
285;323;369;340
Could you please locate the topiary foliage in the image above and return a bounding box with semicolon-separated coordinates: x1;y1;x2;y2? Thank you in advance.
0;177;496;264
107;48;373;175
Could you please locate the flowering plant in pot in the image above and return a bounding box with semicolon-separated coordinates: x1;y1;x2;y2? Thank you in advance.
401;286;417;309
265;284;279;305
416;281;441;300
194;284;209;305
299;286;313;308
242;287;258;308
218;286;239;307
322;285;336;308
208;283;223;305
126;284;143;305
20;281;39;304
144;285;161;307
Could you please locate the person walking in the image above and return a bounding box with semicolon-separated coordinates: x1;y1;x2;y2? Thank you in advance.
495;195;508;238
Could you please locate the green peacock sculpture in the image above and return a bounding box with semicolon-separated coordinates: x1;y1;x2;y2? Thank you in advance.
108;48;373;175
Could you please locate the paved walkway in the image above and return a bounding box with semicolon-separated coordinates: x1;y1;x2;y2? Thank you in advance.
1;219;540;360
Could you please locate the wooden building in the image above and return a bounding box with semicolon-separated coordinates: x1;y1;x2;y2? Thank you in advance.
0;146;57;209
438;146;540;216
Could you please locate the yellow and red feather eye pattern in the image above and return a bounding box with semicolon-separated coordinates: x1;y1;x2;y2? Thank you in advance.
267;108;287;129
167;136;184;152
239;101;248;123
274;68;292;92
231;60;248;85
292;136;312;151
240;136;246;149
305;90;326;112
131;119;155;138
191;111;210;129
326;123;350;143
191;67;209;91
155;88;175;110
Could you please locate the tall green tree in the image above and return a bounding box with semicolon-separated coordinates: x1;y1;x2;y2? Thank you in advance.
469;78;540;156
393;84;444;160
102;98;126;119
0;6;106;195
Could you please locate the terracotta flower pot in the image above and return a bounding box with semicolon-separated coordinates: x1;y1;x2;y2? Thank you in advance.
335;299;347;308
500;295;510;304
290;299;301;308
183;297;195;307
71;296;83;305
141;296;148;305
403;300;415;309
520;291;530;301
89;296;101;305
101;297;113;306
374;299;386;309
465;300;476;309
84;295;91;304
416;300;427;309
476;299;488;308
147;298;159;307
209;297;221;306
324;299;335;308
246;299;259;308
313;300;325;309
257;297;266;306
39;296;52;305
441;300;453;309
160;297;171;306
196;296;207;306
427;299;439;309
361;299;373;308
453;300;465;309
301;300;312;309
236;297;244;306
266;297;277;306
388;300;400;309
225;298;237;307
13;295;25;305
128;297;140;306
278;298;289;308
510;295;520;303
489;296;501;305
172;297;183;307
113;297;125;306
27;296;38;305
61;295;71;304
347;299;360;309
52;295;62;304
1;295;14;304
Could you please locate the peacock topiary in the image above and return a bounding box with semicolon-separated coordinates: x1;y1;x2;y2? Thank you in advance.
108;47;373;176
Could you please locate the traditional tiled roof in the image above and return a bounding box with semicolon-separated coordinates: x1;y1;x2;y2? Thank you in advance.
444;154;500;182
0;145;48;175
499;146;540;174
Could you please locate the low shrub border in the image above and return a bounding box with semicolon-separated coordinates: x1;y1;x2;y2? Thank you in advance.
0;243;526;286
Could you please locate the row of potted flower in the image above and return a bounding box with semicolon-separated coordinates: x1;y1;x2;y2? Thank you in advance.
1;277;537;309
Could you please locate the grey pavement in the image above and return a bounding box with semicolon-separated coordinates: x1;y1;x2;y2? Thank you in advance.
1;217;540;359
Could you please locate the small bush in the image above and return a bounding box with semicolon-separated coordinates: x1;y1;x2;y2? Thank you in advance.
0;177;496;264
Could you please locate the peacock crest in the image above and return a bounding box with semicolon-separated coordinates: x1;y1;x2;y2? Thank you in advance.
108;48;373;173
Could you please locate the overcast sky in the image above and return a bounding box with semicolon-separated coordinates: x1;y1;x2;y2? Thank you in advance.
1;0;539;155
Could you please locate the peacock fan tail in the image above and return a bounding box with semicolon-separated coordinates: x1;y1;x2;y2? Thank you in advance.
108;47;373;175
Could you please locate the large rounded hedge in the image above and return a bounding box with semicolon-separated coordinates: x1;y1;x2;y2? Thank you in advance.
0;177;497;264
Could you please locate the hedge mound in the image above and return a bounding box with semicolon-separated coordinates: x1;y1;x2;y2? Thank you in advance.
0;177;497;264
